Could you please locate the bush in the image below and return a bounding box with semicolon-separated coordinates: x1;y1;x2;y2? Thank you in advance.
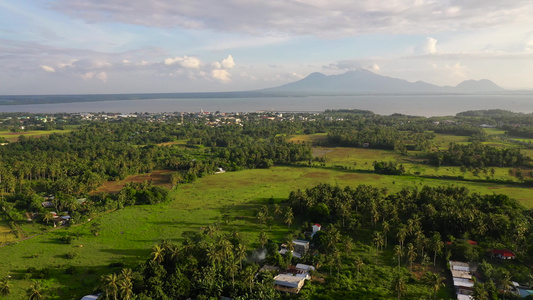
66;252;78;259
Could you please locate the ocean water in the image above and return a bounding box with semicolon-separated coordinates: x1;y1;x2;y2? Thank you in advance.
1;94;533;117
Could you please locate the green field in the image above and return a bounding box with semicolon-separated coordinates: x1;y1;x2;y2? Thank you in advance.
1;153;533;298
0;129;73;142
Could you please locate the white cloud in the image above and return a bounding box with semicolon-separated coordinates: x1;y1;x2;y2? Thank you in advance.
414;37;438;55
211;62;222;69
40;65;55;72
81;72;94;80
96;71;107;82
221;55;235;69
211;69;231;82
164;55;201;68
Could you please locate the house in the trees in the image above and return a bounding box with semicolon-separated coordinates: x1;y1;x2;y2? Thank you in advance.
279;240;310;259
311;223;321;237
273;274;305;294
490;249;516;260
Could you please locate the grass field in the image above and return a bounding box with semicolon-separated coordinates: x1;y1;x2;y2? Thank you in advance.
1;157;533;298
0;129;73;142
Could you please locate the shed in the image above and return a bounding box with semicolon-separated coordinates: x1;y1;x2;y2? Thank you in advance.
292;240;309;255
273;274;305;293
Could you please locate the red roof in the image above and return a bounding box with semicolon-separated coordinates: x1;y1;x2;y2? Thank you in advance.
314;223;321;227
491;249;515;257
467;240;478;245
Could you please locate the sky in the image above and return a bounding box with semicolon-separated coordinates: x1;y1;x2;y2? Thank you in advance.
1;0;533;95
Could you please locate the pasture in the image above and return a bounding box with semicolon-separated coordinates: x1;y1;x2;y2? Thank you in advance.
2;159;533;297
0;129;73;142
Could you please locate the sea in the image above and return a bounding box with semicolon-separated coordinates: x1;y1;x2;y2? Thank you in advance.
1;94;533;117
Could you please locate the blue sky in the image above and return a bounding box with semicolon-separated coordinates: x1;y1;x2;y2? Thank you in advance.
1;0;533;94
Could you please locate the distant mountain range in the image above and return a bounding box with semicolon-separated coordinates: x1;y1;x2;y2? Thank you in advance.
0;69;516;105
261;69;505;95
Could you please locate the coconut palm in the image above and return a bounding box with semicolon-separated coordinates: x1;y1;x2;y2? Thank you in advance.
151;245;165;264
392;273;406;300
424;272;445;300
0;278;11;296
26;281;45;300
226;258;239;289
118;275;133;300
354;256;364;284
259;231;268;249
407;243;417;272
242;265;256;294
430;232;443;266
235;243;247;270
284;207;294;228
101;273;118;300
394;245;403;269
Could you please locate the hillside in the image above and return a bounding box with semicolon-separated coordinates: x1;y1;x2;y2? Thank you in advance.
262;69;505;95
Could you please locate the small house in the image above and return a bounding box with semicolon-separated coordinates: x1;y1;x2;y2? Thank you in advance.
293;240;309;256
491;249;515;260
273;274;305;294
42;201;54;208
311;223;321;237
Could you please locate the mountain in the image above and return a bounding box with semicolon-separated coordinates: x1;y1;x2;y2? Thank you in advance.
261;69;505;94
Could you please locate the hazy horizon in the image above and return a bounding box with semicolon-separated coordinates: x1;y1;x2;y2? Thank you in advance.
2;1;533;95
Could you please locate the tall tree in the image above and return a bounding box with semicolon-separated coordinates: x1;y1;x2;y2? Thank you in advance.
26;281;45;300
0;278;10;296
424;272;445;300
284;207;294;228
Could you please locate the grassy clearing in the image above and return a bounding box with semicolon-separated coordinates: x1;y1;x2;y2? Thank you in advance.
156;139;189;147
0;130;73;142
0;216;17;244
288;133;328;145
432;134;470;149
484;128;507;136
92;170;173;194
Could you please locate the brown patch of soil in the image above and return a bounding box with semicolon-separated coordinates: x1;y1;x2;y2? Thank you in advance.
302;172;330;178
92;170;173;194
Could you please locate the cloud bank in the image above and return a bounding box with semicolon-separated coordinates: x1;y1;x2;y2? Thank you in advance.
52;0;533;37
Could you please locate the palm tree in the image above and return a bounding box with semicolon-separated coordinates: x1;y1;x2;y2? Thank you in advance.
151;245;165;264
284;207;294;228
430;232;443;266
394;245;403;269
274;204;282;217
206;244;220;266
424;272;445;300
235;243;247;270
242;265;256;294
0;278;11;296
42;212;54;225
354;256;364;284
101;273;118;300
118;275;133;300
407;243;417;272
374;231;384;253
392;273;406;300
396;225;407;250
259;231;268;249
26;281;45;300
382;221;390;248
226;258;239;289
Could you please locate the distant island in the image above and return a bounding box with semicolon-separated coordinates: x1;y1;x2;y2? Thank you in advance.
0;69;523;106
